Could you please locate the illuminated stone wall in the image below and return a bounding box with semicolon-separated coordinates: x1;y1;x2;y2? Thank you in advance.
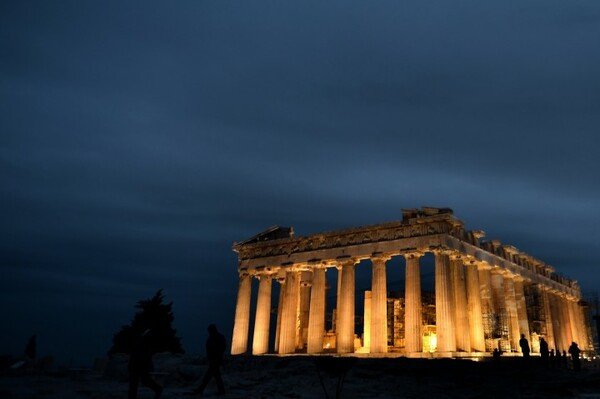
231;207;591;357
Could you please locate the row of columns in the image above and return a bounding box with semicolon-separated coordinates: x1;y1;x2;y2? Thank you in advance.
231;251;589;355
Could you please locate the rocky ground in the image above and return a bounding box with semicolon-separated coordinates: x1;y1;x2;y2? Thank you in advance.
2;354;600;398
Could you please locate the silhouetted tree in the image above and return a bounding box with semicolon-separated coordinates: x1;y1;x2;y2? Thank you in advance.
109;289;184;356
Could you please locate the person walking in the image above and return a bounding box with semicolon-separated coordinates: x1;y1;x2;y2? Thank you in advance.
191;324;226;396
128;328;163;399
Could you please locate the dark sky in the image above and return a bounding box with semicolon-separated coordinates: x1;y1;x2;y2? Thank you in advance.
2;1;599;365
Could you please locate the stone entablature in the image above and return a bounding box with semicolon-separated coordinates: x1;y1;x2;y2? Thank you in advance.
235;209;459;260
233;208;578;298
230;207;591;357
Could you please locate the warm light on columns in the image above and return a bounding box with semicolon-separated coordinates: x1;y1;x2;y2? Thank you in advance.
503;274;521;352
307;266;326;353
231;273;252;355
337;258;357;353
540;286;555;349
465;260;485;352
404;252;423;353
560;295;573;345
575;301;591;350
363;291;371;350
549;293;565;351
513;277;530;347
279;270;300;354
567;299;580;349
274;277;285;353
490;270;506;327
478;264;494;346
252;274;272;355
434;251;456;352
570;298;589;350
297;272;312;350
450;255;470;352
335;266;342;333
370;256;389;353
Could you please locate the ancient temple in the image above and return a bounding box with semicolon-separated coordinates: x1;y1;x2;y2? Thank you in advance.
231;207;592;357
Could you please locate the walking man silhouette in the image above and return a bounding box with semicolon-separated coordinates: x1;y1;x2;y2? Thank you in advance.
192;324;226;396
128;328;162;399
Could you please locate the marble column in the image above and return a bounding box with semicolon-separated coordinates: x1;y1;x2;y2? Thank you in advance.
279;270;300;354
363;291;371;350
490;269;507;348
560;295;573;345
450;255;470;351
503;274;521;352
252;274;272;355
231;273;252;355
465;260;485;352
404;252;423;353
334;266;343;333
274;277;285;353
478;264;494;346
297;272;312;350
549;292;564;351
557;294;569;351
573;299;590;350
575;301;591;350
513;277;530;346
337;259;357;353
435;252;456;352
567;299;580;349
540;286;556;349
370;256;389;353
558;294;569;350
307;266;326;353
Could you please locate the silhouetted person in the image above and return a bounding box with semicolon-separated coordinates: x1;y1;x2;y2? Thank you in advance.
555;349;562;368
539;338;549;367
24;335;37;360
192;324;226;396
128;328;162;399
493;348;501;362
519;334;530;360
549;349;555;368
562;350;568;369
568;342;581;371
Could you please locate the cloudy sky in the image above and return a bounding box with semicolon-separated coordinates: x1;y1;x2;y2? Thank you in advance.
2;1;599;364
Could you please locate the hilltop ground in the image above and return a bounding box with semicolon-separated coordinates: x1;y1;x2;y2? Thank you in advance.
2;354;600;398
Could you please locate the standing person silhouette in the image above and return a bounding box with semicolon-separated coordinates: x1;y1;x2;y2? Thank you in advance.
555;349;562;367
128;328;163;399
568;342;581;371
539;337;549;367
191;324;226;396
519;334;530;361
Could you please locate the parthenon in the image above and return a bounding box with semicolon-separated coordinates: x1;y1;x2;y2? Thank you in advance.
231;207;592;357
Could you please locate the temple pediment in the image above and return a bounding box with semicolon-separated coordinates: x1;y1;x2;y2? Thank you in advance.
235;225;294;247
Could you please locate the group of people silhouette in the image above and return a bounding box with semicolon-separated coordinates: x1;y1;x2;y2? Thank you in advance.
493;334;583;371
128;323;226;399
533;336;582;370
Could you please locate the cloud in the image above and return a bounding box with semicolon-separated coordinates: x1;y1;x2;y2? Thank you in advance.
1;0;600;364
